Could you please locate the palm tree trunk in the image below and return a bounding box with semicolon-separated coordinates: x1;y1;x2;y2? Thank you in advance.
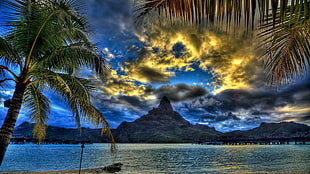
0;83;26;165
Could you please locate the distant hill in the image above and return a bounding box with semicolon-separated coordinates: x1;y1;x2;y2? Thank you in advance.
13;96;310;143
13;122;110;143
224;121;310;139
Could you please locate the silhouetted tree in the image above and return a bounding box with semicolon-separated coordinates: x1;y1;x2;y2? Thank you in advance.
0;0;115;165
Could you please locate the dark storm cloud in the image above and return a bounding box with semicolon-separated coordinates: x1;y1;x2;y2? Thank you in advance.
89;94;158;128
299;115;310;122
278;76;310;103
154;83;208;102
116;95;147;109
213;77;310;113
228;81;308;112
251;111;269;115
123;46;176;83
199;112;240;123
214;89;278;112
133;66;171;83
175;77;310;131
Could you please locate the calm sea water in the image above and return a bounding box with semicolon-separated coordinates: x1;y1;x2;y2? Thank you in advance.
0;144;310;173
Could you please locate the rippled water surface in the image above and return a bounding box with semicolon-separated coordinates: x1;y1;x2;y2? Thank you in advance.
1;144;310;173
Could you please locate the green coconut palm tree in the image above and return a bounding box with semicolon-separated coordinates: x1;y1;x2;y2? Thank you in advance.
0;0;115;165
134;0;309;87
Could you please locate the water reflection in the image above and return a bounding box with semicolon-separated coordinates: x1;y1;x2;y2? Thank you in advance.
1;144;310;173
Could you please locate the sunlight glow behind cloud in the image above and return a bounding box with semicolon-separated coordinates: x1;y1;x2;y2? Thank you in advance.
131;25;263;94
101;24;262;97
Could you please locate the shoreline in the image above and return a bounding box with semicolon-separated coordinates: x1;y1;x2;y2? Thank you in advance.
0;168;110;174
0;163;123;174
2;170;310;174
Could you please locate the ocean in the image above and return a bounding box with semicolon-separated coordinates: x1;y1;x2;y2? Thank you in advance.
0;143;309;173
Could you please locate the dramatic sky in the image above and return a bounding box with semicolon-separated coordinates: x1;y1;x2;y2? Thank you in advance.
0;0;309;132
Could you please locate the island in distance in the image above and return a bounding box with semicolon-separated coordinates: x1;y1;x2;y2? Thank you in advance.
13;96;310;144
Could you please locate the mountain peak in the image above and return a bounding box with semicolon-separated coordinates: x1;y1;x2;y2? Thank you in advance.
114;96;221;143
158;96;173;111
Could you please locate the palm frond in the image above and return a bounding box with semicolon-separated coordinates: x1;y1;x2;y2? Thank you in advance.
134;0;306;28
2;0;94;68
0;37;21;67
134;0;259;32
24;84;50;143
43;71;94;126
82;105;117;153
37;42;106;75
50;1;90;42
43;72;116;151
0;65;15;88
0;65;18;86
0;36;20;84
3;0;51;59
258;1;310;87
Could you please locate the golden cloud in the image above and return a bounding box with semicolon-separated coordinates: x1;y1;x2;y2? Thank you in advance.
98;69;155;100
133;25;263;93
275;105;310;114
101;24;263;98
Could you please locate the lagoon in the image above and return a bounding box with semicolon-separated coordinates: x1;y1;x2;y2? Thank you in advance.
0;144;310;173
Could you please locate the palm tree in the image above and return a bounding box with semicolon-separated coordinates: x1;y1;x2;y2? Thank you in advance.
0;0;115;165
133;0;309;87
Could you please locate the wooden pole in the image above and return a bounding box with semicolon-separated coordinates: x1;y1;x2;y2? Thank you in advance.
79;143;85;174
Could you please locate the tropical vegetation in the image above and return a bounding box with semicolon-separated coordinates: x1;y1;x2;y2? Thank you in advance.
0;0;115;165
133;0;310;87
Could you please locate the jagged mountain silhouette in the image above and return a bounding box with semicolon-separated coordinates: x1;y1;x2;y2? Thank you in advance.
113;96;221;143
